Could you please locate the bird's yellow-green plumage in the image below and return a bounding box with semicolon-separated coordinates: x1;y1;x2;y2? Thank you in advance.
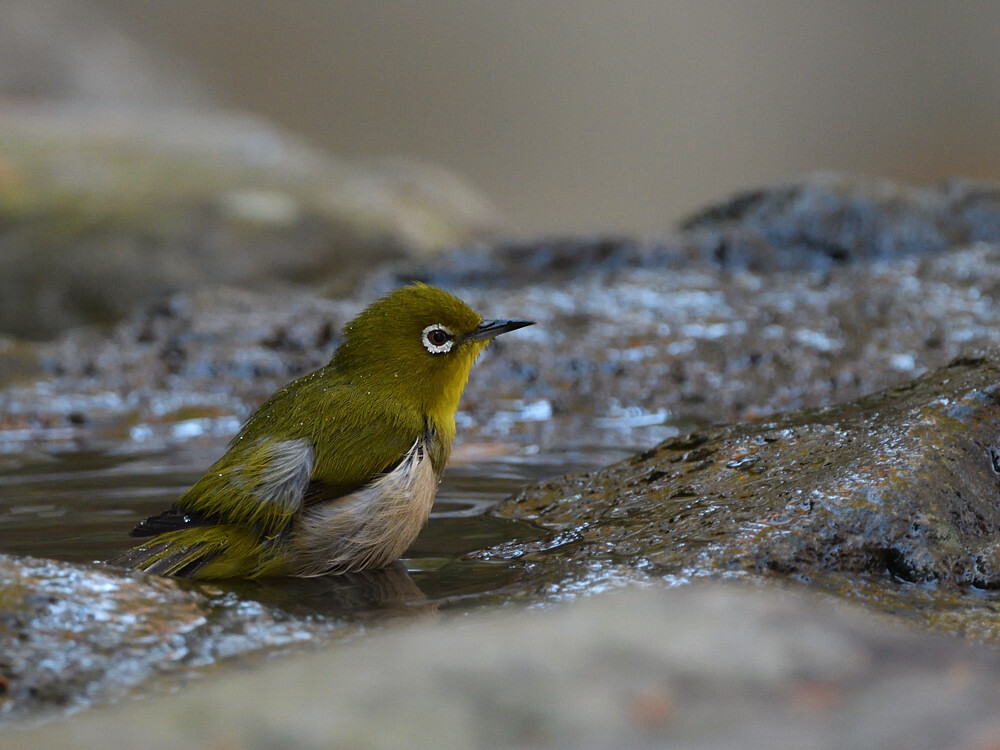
108;283;533;579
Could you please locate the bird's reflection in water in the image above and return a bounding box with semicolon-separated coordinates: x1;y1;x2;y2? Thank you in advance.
189;561;436;624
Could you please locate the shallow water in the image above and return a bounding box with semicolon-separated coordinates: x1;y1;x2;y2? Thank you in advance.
0;442;633;618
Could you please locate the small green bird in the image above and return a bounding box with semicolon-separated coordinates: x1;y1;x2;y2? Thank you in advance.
109;283;533;579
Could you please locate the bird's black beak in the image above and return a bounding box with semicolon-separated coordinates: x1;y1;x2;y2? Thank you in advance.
463;319;535;343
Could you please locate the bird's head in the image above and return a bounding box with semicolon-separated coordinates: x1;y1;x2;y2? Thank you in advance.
331;283;533;433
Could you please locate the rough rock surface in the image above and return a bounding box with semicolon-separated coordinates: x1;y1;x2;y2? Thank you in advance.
0;555;427;723
479;353;1000;635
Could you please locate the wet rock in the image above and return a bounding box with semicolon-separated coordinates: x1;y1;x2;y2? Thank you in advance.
9;584;1000;750
11;230;1000;457
673;172;1000;270
480;353;1000;635
417;173;1000;283
5;174;1000;457
0;555;426;723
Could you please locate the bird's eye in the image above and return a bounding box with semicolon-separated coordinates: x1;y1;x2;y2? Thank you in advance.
422;324;455;354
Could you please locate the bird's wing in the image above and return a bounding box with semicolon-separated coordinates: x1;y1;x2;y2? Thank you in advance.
299;413;433;507
266;377;431;508
170;436;316;534
110;438;315;578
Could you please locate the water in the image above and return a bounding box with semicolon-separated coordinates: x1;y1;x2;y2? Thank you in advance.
0;433;647;724
0;442;632;617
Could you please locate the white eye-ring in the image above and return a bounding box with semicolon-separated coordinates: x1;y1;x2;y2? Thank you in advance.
422;324;455;354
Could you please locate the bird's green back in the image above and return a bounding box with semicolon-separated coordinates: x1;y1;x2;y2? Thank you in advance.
177;364;438;535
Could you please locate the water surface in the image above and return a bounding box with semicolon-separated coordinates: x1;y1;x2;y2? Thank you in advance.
0;441;633;619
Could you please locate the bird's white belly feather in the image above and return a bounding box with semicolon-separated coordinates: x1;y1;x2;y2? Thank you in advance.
288;439;438;576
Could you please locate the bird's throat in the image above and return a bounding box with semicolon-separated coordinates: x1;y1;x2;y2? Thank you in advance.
424;361;474;455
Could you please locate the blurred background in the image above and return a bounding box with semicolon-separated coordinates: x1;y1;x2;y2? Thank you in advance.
5;1;1000;234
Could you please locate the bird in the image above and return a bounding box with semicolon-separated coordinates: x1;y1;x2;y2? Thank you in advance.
108;283;534;579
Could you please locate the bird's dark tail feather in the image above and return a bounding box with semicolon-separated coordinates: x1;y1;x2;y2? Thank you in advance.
106;539;213;578
129;505;216;537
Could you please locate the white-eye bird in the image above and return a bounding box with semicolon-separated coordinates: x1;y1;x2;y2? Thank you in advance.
109;283;534;578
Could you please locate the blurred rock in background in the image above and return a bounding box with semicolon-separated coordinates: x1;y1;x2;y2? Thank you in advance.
0;0;205;104
0;0;499;339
